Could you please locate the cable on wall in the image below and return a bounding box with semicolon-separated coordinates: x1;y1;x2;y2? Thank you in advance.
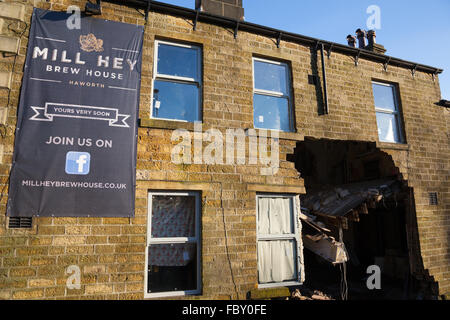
220;182;239;299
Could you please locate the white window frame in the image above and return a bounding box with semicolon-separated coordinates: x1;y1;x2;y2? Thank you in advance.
372;81;405;144
256;193;304;289
252;57;294;132
151;40;202;123
144;191;201;298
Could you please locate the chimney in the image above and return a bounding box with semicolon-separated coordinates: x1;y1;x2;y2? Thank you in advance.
195;0;245;21
355;29;366;49
348;29;387;54
346;35;357;48
366;30;387;54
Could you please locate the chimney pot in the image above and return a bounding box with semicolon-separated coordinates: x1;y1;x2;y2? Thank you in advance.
367;30;377;46
347;34;357;48
355;28;367;49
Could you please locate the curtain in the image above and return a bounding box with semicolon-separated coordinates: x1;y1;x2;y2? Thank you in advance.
258;197;293;235
149;195;196;267
151;195;195;238
149;243;196;267
257;197;297;283
258;240;296;283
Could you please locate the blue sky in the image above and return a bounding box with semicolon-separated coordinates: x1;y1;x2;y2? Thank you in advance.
160;0;450;99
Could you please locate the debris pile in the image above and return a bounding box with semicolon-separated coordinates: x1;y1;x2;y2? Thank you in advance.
301;179;402;227
299;179;403;264
289;288;334;301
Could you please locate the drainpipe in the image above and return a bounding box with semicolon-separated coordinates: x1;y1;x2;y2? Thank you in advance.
320;43;329;115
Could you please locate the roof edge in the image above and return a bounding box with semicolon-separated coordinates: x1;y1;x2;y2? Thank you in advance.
103;0;443;75
436;100;450;108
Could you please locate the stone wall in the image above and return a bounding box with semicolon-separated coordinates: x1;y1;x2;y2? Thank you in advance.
0;0;448;299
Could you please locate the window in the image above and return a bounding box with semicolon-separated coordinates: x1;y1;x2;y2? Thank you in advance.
145;191;201;298
253;58;293;132
372;82;404;143
151;40;202;122
256;194;303;288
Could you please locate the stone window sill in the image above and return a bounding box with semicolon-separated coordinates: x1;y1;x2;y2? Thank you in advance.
246;129;304;141
377;141;409;151
139;118;195;131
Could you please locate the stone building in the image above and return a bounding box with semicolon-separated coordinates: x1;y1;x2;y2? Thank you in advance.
0;0;448;300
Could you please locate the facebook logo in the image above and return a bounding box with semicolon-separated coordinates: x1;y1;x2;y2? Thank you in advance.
65;152;90;175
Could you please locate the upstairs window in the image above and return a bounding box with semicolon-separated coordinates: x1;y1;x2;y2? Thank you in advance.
372;82;405;143
152;41;202;122
253;58;294;132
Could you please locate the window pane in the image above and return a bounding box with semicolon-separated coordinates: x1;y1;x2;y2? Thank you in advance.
151;195;196;238
254;94;291;131
157;43;199;80
372;83;396;111
376;112;400;143
257;197;293;235
152;80;199;122
254;60;288;94
258;240;297;284
148;243;197;293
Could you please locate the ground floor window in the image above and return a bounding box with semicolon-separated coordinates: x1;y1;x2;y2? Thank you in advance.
145;191;201;298
257;194;303;288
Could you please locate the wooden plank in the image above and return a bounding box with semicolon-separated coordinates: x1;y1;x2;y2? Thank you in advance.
360;202;369;214
303;236;348;264
312;212;341;229
340;217;348;230
299;213;331;233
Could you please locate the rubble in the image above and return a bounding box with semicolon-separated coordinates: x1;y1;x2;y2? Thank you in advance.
299;179;403;264
289;288;334;301
300;179;402;226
